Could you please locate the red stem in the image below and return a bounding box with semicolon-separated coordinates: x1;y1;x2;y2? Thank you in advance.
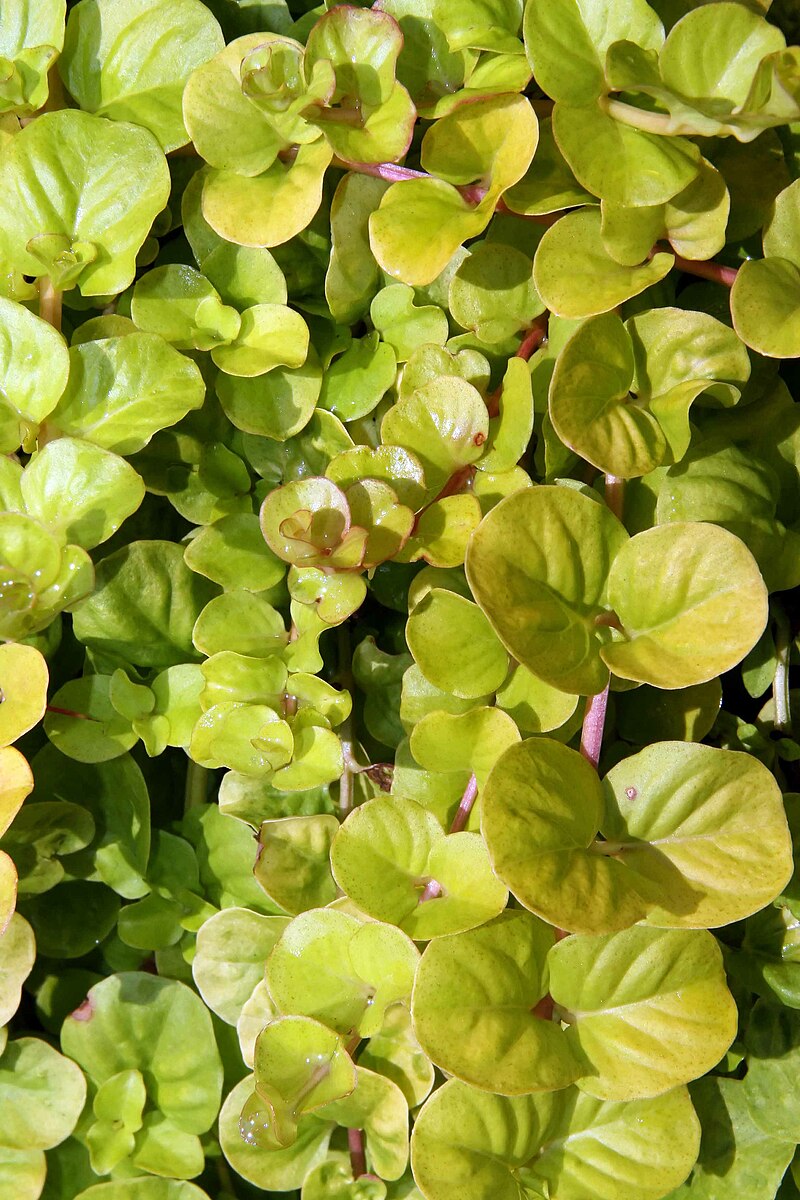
667;251;738;288
348;1128;367;1179
516;313;550;362
579;686;609;771
45;705;97;722
604;475;624;522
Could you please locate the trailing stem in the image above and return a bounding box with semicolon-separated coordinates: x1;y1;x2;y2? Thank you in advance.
337;622;356;819
773;603;792;734
579;687;610;771
450;773;479;833
580;474;625;769
420;773;479;901
348;1127;367;1179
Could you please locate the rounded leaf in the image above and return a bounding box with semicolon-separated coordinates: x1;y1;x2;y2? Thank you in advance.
550;926;737;1100
602;741;793;927
410;1078;700;1200
192;907;289;1025
331;795;507;939
61;0;224;152
406;588;508;699
0;110;169;296
534;209;674;319
0;644;47;748
61;972;223;1134
482;738;653;934
466;486;629;696
0;295;68;424
411;911;580;1094
603;522;768;688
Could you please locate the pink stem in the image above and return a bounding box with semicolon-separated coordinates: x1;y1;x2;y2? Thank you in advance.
579;686;609;771
516;313;550;362
450;773;478;833
46;705;97;722
419;878;443;902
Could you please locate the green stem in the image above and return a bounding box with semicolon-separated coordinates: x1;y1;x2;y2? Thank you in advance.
773;603;792;734
599;94;676;136
184;758;209;813
38;276;62;331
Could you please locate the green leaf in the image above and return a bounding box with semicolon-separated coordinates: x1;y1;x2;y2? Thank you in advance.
74;1180;213;1199
247;1015;356;1150
370;285;448;363
0;643;47;748
743;1001;800;1141
0;0;65;116
523;0;664;106
482;737;654;934
326;174;388;323
359;1002;435;1109
254;815;339;913
606;739;796;926
216;348;321;439
0;296;68;424
0;913;35;1027
29;745;150;899
201;139;333;248
410;1079;700;1200
51;334;205;455
495;664;579;734
266;908;419;1037
317;1066;410;1181
21;439;145;550
656;439;800;591
219;1074;333;1190
0;1036;86;1151
603;523;769;688
466;485;629;695
730;258;800;359
0;111;169;296
549;309;750;477
184;513;285;593
131;264;241;351
212;302;309;377
319;334;397;423
61;972;222;1136
673;1076;795;1200
449;243;544;344
192;907;288;1024
504;117;595;216
369;95;538;286
658;4;785;108
406;588;508;699
61;0;224;153
381;377;488;497
43;676;138;764
331;794;507;939
554;103;701;208
193;590;286;659
73;541;217;669
409;706;520;786
550;926;736;1099
534;209;675;319
411;910;580;1093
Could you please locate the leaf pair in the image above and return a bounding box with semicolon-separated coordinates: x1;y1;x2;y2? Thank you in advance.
412;912;736;1101
481;737;792;934
465;485;768;694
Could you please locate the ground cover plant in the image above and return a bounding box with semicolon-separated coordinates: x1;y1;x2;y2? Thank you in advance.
3;0;800;1197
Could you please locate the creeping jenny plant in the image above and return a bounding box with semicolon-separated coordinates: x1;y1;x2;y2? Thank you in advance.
3;0;800;1197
